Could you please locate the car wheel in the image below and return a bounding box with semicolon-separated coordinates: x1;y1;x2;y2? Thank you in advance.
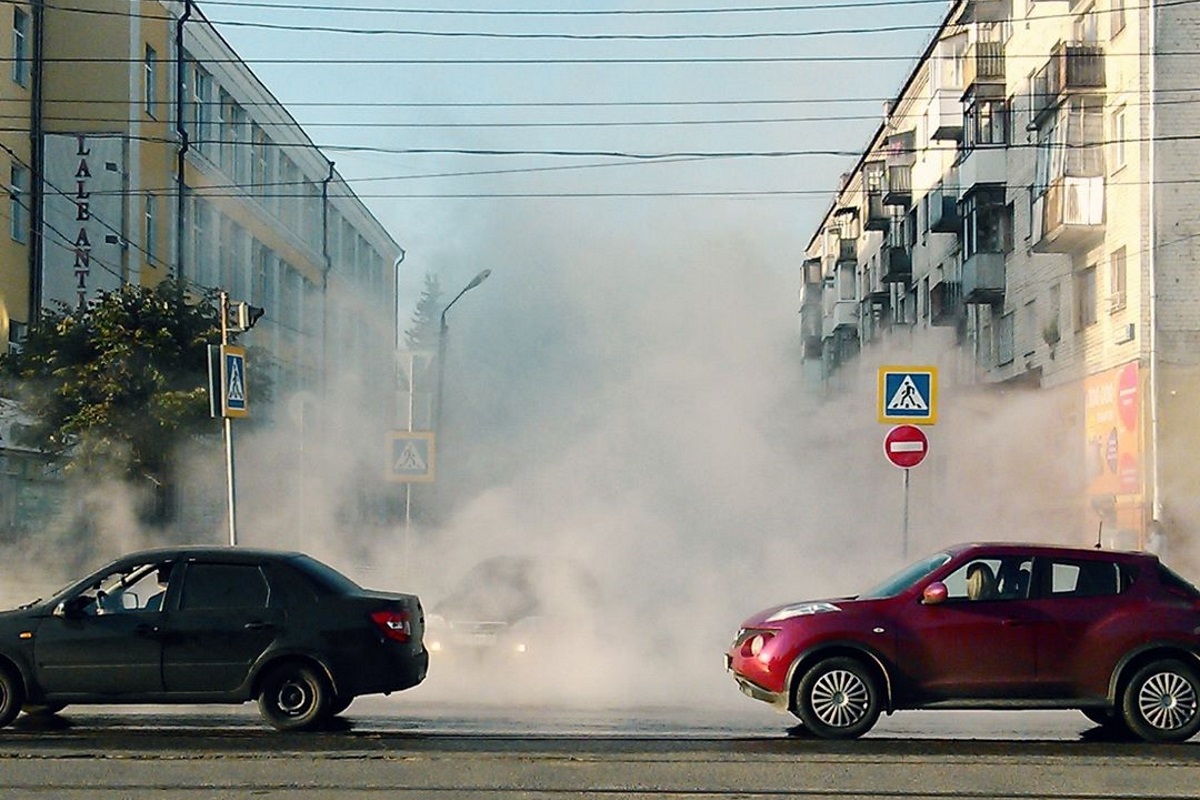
0;666;24;729
257;663;331;731
328;694;354;716
794;656;881;740
22;703;66;717
1120;659;1200;743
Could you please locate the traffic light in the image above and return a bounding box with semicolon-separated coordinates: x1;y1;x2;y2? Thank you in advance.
228;302;265;332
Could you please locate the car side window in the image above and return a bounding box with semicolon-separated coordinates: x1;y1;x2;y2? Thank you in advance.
178;563;270;610
1044;559;1126;598
943;556;1032;602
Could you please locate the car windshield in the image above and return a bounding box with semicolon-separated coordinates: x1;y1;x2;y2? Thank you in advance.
857;552;952;599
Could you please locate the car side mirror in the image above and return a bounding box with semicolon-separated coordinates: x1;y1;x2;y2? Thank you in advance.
922;581;948;605
54;597;86;619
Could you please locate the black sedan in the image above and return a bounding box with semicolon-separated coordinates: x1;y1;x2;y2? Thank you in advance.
0;546;427;730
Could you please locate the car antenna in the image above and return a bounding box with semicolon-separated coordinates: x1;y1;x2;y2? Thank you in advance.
1095;517;1103;549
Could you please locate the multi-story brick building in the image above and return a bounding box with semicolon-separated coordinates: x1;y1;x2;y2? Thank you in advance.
800;0;1200;565
0;1;402;536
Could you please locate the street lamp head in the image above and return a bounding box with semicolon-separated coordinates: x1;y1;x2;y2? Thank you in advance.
466;268;492;291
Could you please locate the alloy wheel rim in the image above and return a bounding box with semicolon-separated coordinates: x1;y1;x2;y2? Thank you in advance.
277;679;311;716
1137;671;1198;731
810;669;870;729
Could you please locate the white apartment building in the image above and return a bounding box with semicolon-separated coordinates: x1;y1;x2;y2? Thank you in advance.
800;0;1200;566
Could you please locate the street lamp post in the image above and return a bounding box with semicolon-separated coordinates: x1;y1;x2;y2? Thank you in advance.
434;269;492;432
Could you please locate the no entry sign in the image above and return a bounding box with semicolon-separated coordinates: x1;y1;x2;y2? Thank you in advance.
884;425;929;469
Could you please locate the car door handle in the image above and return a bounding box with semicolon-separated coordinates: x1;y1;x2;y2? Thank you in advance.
244;621;274;631
134;624;160;637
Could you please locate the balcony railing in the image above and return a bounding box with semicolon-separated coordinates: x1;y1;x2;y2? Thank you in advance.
864;190;889;232
1032;175;1106;254
883;165;913;208
1032;42;1106;125
961;251;1005;304
929;190;959;234
822;299;859;338
963;41;1005;93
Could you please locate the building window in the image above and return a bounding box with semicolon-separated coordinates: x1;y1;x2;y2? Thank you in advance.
1111;106;1126;172
996;312;1015;365
962;188;1013;259
145;193;157;264
1109;246;1127;312
9;163;29;243
1074;6;1099;45
11;7;28;87
1074;265;1098;329
1112;0;1126;37
964;97;1009;150
144;45;157;117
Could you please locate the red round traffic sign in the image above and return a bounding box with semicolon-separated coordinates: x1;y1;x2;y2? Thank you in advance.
884;424;929;469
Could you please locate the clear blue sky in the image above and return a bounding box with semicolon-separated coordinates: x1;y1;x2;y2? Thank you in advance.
207;0;951;299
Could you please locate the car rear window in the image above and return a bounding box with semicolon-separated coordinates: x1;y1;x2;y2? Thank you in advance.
288;554;361;595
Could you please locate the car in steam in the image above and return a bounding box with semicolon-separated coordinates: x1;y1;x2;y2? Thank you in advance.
425;555;601;660
0;547;428;731
727;542;1200;742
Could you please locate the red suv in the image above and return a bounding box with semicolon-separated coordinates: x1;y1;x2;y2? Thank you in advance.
726;543;1200;741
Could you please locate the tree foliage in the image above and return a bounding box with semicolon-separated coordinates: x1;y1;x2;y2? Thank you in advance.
0;279;222;494
404;272;443;352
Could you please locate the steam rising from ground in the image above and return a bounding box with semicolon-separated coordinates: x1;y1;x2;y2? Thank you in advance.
0;200;1087;716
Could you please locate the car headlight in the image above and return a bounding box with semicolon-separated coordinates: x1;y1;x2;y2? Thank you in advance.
765;602;841;622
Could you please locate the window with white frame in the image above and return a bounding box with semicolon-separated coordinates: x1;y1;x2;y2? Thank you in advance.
1110;246;1127;311
11;7;28;87
1075;265;1098;329
145;193;157;263
144;45;157;117
1111;105;1127;172
9;162;29;243
1112;0;1126;37
996;311;1015;365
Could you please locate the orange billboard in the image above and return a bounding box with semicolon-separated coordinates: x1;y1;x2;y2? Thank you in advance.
1084;362;1141;498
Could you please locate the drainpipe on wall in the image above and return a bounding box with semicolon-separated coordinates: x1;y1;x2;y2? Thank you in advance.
173;0;193;281
28;0;46;326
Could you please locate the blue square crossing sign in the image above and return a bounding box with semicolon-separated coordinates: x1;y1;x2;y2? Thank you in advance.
878;365;937;425
386;431;436;483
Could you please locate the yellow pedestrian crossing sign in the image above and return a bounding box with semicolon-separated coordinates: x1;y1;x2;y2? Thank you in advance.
878;365;937;425
386;431;436;483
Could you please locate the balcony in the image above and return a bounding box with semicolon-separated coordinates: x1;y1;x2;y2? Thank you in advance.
802;257;823;287
1032;175;1106;254
822;300;859;339
958;145;1006;192
962;41;1005;95
837;236;857;264
881;244;912;284
961;251;1005;304
929;280;963;326
929;187;959;234
799;306;823;359
1032;42;1106;126
883;164;912;208
864;190;889;232
928;87;963;141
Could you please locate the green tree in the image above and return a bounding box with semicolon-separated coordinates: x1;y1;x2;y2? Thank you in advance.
404;272;443;352
0;279;223;522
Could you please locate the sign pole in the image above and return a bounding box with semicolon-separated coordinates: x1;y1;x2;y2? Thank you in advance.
220;291;238;547
902;468;910;559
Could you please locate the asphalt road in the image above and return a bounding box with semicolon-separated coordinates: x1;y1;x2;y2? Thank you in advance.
1;702;1199;799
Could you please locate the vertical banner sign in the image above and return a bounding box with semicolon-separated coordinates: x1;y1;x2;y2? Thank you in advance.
41;134;127;309
221;345;249;418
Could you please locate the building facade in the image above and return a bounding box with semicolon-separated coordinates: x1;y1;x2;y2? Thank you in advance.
0;1;402;536
800;0;1200;565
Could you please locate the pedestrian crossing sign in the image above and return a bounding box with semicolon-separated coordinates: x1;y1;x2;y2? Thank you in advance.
878;365;937;425
222;345;249;418
386;430;436;483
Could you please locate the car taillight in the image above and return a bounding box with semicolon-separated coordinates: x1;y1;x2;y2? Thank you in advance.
371;609;411;643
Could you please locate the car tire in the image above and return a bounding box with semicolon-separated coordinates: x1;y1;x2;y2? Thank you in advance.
21;703;66;717
1120;659;1200;743
328;694;354;716
0;665;24;729
257;663;331;732
793;656;881;740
